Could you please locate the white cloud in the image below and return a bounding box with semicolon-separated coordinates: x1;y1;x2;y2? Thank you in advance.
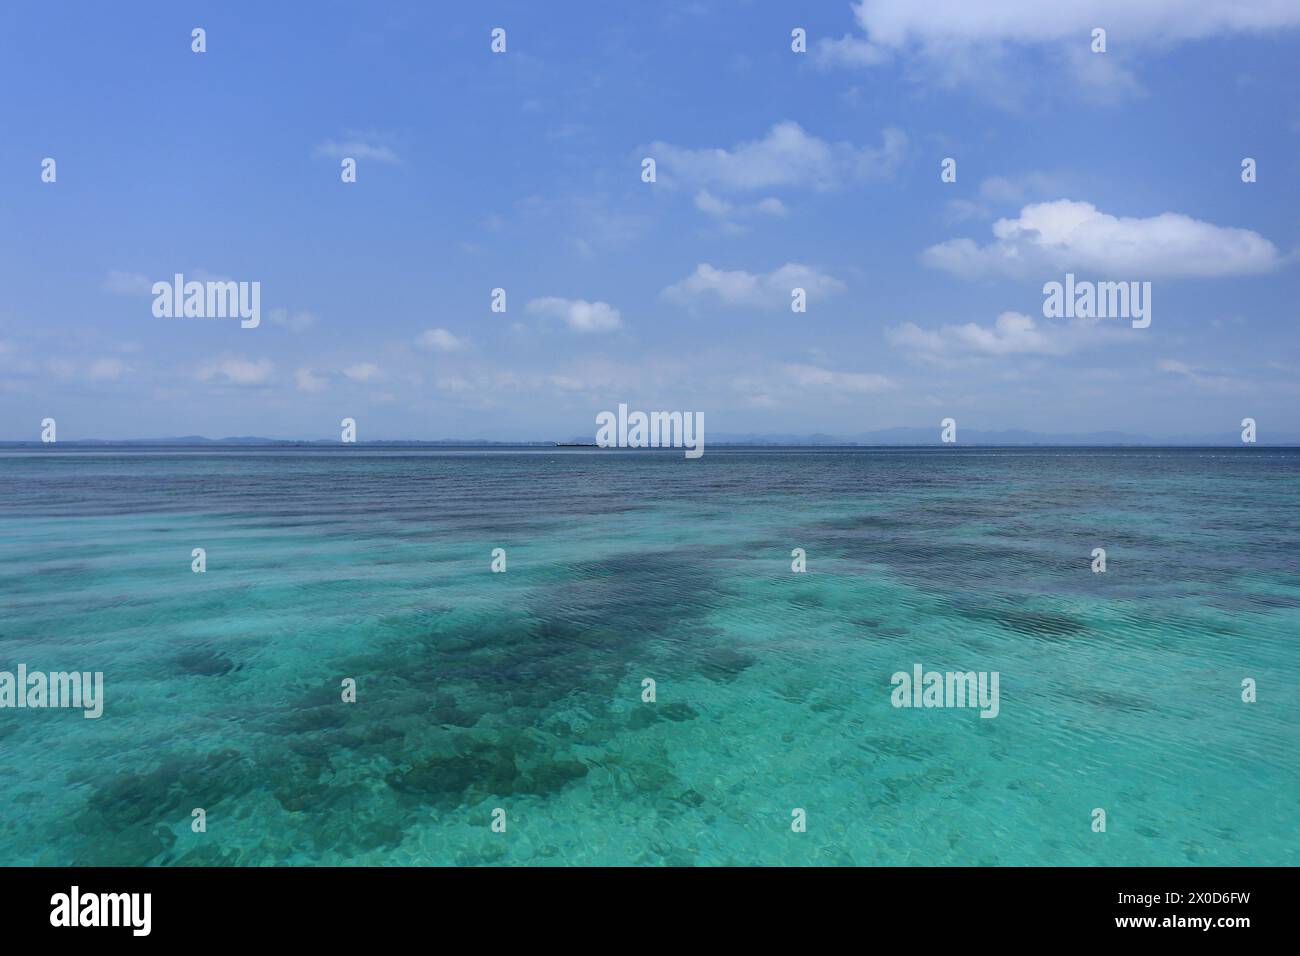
817;33;891;68
693;190;731;217
197;357;274;386
833;0;1300;49
649;121;906;192
817;0;1300;102
888;311;1076;359
782;363;893;394
526;297;622;333
269;308;318;332
103;271;153;295
344;362;381;382
1157;357;1240;390
694;190;788;220
662;263;846;310
923;200;1284;278
295;368;326;393
547;375;588;392
692;190;789;234
415;328;469;352
887;309;1141;365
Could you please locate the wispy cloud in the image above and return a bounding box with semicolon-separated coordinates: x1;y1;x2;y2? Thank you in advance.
88;357;126;380
313;135;401;164
889;311;1080;360
268;309;318;332
197;356;274;386
1157;357;1242;391
662;263;846;310
693;190;788;233
103;271;153;295
782;363;894;394
649;121;906;193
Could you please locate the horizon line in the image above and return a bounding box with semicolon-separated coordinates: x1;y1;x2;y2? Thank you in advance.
3;439;1296;449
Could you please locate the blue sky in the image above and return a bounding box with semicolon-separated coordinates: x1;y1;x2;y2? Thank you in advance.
1;0;1298;440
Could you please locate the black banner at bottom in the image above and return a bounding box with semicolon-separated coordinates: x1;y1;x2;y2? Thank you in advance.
0;866;1283;941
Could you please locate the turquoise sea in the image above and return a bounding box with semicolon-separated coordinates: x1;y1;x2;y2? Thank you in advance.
0;446;1297;866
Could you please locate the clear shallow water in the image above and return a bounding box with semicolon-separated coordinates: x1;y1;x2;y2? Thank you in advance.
0;446;1296;866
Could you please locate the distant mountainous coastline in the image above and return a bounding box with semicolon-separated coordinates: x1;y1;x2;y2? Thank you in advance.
0;437;554;447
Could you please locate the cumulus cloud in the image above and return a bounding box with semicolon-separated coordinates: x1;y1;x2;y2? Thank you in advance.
832;0;1300;50
414;328;469;352
817;0;1300;102
923;200;1284;278
526;297;622;333
649;121;906;192
662;263;846;310
197;357;274;386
